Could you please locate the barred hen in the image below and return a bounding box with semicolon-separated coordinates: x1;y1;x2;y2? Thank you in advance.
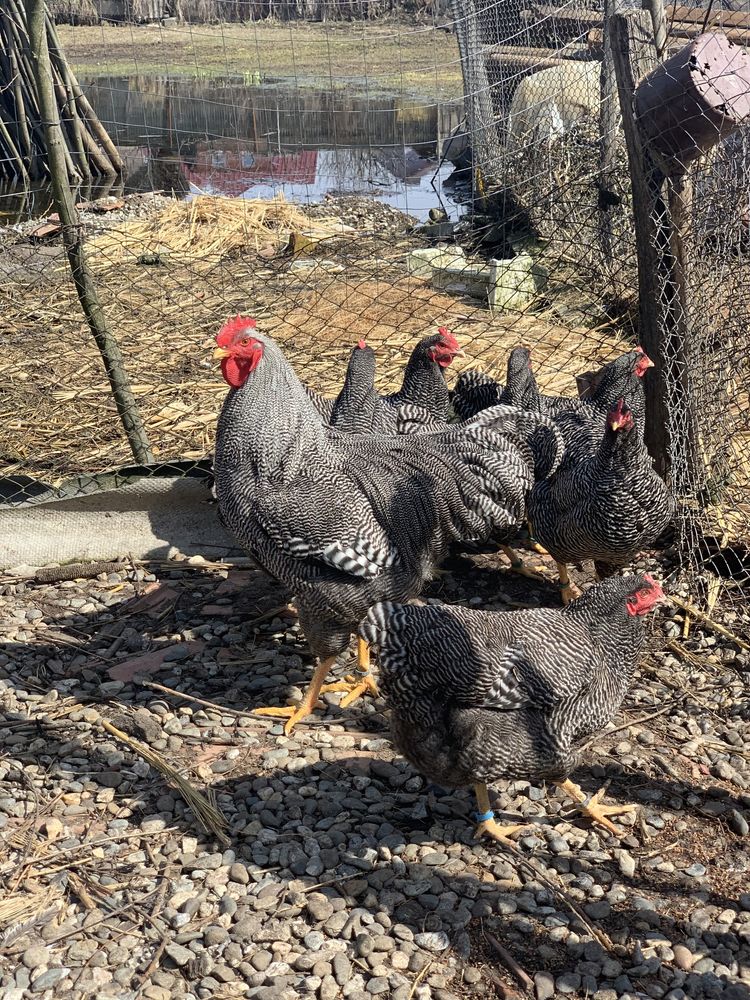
528;399;673;602
330;340;444;436
451;346;533;420
361;573;663;844
305;327;462;427
212;317;560;733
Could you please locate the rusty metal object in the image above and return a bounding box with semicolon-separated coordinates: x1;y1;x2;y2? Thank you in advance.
635;32;750;171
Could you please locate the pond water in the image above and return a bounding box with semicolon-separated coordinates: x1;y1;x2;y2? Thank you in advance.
0;74;467;225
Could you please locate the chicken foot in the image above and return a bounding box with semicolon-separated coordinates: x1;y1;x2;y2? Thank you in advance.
338;637;379;708
555;778;637;835
500;545;551;584
526;521;549;557
556;563;582;605
473;783;534;846
254;655;339;735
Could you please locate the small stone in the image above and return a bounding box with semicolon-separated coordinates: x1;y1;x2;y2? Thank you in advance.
204;925;230;947
165;943;193;967
414;931;450;952
304;931;325;952
616;850;636;878
555;972;581;994
229;862;250;884
22;946;48;971
728;809;749;836
306;893;334;922
534;970;555;1000
333;953;351;986
422;852;449;866
366;977;390;995
31;968;70;992
684;863;706;878
250;950;273;972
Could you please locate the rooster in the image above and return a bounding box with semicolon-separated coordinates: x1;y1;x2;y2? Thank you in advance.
212;317;562;733
361;573;664;845
528;399;674;602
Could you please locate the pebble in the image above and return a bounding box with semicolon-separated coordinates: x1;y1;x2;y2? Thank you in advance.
414;930;450;952
534;970;556;1000
4;557;749;1000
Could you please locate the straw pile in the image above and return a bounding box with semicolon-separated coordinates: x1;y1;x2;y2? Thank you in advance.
87;194;355;265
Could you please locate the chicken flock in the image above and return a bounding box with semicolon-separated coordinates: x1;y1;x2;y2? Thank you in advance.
212;318;673;846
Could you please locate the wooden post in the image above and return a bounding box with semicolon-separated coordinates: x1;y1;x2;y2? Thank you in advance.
643;0;668;59
26;0;153;467
611;9;703;487
598;0;626;288
611;11;670;476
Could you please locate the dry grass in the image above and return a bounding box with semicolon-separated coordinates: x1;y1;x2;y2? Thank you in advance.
56;21;464;97
0;197;630;484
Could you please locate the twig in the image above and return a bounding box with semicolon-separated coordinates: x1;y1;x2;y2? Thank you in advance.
408;960;433;999
139;680;260;722
642;840;680;860
100;719;229;847
484;930;534;989
34;560;124;583
35;893;157;948
133;935;168;995
67;871;96;911
493;838;614;952
668;596;750;651
580;703;676;751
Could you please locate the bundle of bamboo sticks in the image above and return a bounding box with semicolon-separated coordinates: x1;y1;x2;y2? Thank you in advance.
0;0;122;184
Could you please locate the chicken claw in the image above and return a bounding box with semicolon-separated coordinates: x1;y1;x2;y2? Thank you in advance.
254;655;338;735
473;782;532;846
500;545;551;584
556;779;637;835
338;636;379;707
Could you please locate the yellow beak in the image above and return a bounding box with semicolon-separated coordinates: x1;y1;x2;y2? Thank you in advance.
213;346;231;360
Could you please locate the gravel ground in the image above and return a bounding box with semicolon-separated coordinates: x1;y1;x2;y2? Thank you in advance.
1;549;749;1000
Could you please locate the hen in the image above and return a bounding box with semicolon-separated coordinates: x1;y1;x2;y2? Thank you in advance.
212;317;562;733
305;327;462;427
329;340;444;436
361;573;663;844
528;399;673;601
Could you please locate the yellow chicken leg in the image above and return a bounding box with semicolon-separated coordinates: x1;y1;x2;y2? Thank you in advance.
500;545;550;584
555;778;638;835
254;655;338;735
557;562;580;605
339;636;379;708
473;783;533;845
526;521;549;557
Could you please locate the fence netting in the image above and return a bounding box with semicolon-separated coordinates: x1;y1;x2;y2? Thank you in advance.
1;0;749;632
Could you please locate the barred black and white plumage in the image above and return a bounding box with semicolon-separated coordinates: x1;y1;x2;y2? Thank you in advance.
451;369;503;420
528;399;674;574
360;574;662;790
310;332;459;435
213;326;557;662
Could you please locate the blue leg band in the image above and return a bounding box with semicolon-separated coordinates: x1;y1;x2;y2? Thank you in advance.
473;809;495;823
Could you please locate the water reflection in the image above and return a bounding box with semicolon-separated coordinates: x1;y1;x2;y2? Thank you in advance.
0;75;466;225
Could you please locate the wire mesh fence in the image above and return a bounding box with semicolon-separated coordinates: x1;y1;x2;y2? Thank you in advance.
1;0;749;632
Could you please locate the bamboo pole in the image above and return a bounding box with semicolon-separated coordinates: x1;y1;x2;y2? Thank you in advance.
26;0;153;466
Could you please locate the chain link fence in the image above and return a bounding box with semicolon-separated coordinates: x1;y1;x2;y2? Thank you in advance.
1;0;749;632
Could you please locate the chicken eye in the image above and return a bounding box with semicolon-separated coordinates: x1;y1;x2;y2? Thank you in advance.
241;338;250;346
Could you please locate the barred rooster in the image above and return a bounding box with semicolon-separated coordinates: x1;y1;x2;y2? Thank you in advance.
361;573;664;844
212;317;562;733
528;399;674;602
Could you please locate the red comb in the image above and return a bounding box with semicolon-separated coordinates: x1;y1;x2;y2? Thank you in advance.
437;326;460;351
357;339;367;349
216;315;256;346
